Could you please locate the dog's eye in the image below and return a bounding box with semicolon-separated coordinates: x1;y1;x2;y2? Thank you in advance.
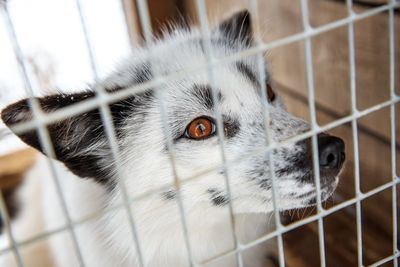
185;117;216;140
267;84;275;102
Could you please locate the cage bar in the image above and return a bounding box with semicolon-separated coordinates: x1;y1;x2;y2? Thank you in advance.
300;0;327;266
346;0;364;266
389;2;399;267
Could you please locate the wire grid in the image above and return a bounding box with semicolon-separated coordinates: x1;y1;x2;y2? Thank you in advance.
0;0;398;266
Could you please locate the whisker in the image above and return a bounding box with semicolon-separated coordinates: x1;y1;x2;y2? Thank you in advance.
301;207;307;219
306;206;316;217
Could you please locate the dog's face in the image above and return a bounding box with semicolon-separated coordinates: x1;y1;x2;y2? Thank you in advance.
1;11;345;217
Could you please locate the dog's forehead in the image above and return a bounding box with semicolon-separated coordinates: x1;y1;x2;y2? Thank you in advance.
113;29;271;122
149;36;263;111
151;36;233;75
150;30;262;88
160;65;263;115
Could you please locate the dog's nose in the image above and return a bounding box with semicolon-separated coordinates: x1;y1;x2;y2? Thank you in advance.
318;135;345;169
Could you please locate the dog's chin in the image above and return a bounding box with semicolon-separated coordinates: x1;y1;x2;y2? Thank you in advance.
302;178;339;207
279;176;340;211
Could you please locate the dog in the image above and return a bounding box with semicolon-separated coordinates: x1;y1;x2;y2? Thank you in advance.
0;10;345;267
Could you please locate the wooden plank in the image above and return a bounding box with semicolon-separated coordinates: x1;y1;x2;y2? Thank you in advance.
353;0;391;5
120;0;185;44
142;0;185;38
121;0;142;45
282;204;393;267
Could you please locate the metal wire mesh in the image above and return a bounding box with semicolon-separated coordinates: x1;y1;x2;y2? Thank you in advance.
0;0;399;266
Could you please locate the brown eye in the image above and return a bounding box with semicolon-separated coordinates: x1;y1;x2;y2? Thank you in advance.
185;117;216;140
267;84;275;102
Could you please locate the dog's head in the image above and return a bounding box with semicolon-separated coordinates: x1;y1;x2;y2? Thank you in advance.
1;11;345;216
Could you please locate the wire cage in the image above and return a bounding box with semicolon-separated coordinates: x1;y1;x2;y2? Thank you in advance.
0;0;399;266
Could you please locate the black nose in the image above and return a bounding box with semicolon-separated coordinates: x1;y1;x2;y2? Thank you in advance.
318;135;345;169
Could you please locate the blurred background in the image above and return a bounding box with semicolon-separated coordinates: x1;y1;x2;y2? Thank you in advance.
0;0;399;266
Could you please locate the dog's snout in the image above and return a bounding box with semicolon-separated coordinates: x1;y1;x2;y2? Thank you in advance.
318;135;345;169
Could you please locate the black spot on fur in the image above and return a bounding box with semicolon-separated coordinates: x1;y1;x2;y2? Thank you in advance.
192;85;213;109
162;190;176;200
273;141;313;184
107;64;153;91
223;115;240;138
192;84;222;110
212;195;229;206
235;62;259;88
218;92;223;102
109;90;154;133
258;179;272;190
307;198;317;205
132;65;153;85
207;188;229;206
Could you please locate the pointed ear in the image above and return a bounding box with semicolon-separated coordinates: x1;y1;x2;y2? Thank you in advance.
0;92;130;184
214;10;253;46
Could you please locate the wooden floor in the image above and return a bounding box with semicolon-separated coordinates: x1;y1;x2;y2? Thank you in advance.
281;205;395;267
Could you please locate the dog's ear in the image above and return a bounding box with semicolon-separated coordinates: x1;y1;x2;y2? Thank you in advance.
214;10;253;46
1;92;134;183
